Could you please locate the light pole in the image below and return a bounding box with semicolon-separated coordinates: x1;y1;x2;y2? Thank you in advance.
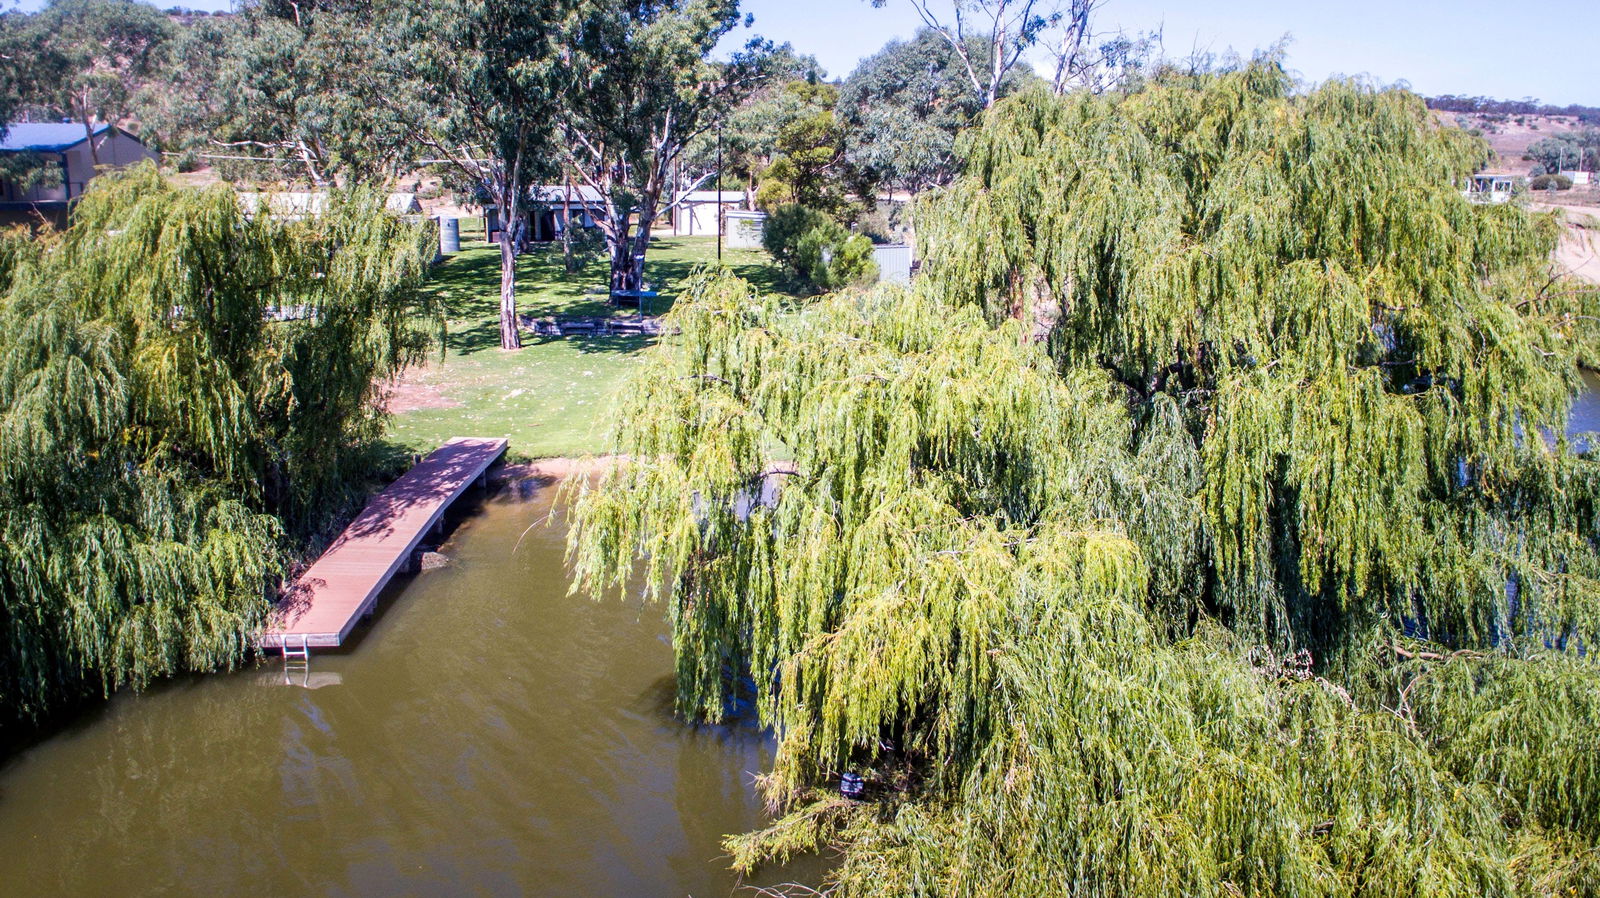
716;126;723;262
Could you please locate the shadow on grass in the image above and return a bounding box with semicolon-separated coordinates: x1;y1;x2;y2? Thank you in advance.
424;236;799;356
523;333;658;355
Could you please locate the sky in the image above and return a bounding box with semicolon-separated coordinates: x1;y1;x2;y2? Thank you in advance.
724;0;1596;106
8;0;1595;106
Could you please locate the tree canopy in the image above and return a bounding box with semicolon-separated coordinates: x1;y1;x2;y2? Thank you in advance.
13;0;173;160
0;166;437;726
558;0;775;293
753;80;861;219
379;0;580;349
1525;131;1600;176
568;61;1600;895
146;0;415;187
838;27;1030;197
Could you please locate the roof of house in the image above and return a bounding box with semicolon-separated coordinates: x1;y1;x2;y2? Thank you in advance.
0;122;116;153
530;185;608;204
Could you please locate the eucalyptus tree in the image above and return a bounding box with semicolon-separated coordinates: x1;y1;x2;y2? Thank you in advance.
751;80;864;220
868;0;1061;109
682;48;827;210
0;165;438;727
1044;1;1159;95
1526;131;1600;176
0;12;48;191
0;11;28;129
378;0;578;350
837;27;1030;198
144;0;416;187
568;62;1600;895
14;0;174;160
559;0;775;294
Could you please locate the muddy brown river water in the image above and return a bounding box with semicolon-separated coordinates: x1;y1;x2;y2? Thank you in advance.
0;480;816;897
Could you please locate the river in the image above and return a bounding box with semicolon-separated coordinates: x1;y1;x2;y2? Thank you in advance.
5;375;1600;896
0;480;816;897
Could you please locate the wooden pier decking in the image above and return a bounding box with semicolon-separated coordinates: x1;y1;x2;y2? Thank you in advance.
259;436;508;651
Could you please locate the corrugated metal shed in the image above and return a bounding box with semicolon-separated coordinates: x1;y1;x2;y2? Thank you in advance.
871;243;914;283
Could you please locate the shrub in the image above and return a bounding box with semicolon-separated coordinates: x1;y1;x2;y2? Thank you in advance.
1530;173;1574;190
761;203;833;269
762;204;879;294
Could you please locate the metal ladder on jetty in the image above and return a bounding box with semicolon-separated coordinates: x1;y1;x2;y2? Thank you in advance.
281;634;311;686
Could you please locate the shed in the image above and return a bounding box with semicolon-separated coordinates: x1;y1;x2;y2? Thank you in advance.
527;185;607;242
724;210;767;249
871;244;915;284
671;190;748;237
0;122;157;209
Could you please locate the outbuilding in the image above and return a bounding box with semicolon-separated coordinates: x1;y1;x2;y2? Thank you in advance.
0;122;157;224
670;190;748;237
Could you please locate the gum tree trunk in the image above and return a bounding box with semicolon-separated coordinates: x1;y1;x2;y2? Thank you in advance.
497;228;521;350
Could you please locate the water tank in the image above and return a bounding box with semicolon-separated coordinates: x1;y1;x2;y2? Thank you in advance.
439;217;461;254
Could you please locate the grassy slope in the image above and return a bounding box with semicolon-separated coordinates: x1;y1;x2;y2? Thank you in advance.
385;235;794;460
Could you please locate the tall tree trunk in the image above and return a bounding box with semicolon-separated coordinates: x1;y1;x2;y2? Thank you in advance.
561;178;575;272
609;219;634;294
497;227;521;350
78;97;101;166
628;220;652;289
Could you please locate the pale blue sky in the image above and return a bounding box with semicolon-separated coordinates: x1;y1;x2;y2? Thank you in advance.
8;0;1595;105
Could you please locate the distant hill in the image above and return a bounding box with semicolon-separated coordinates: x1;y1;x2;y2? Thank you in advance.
1425;96;1594;173
1439;110;1589;170
1426;95;1600;122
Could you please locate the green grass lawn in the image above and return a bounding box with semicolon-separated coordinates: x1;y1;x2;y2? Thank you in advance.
383;234;793;460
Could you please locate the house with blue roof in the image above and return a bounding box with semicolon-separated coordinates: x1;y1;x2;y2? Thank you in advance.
0;122;157;214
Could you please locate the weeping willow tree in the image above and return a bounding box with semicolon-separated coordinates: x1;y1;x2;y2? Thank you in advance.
0;164;438;725
567;60;1600;896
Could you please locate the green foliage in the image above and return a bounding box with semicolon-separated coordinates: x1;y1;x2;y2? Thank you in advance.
753;80;862;220
762;204;878;293
838;28;1029;196
10;0;173;137
569;62;1600;895
682;48;828;199
0;12;31;129
1525;131;1600;177
1530;173;1574;191
0;165;438;725
760;203;831;268
558;0;777;293
144;0;417;186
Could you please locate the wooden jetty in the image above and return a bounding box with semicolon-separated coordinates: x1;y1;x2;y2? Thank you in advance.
260;436;508;652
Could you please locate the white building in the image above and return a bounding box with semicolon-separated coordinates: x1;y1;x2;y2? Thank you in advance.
0;122;157;212
1464;172;1521;204
670;190;747;236
512;185;750;242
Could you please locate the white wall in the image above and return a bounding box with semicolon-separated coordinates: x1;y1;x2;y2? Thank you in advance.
673;201;734;236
